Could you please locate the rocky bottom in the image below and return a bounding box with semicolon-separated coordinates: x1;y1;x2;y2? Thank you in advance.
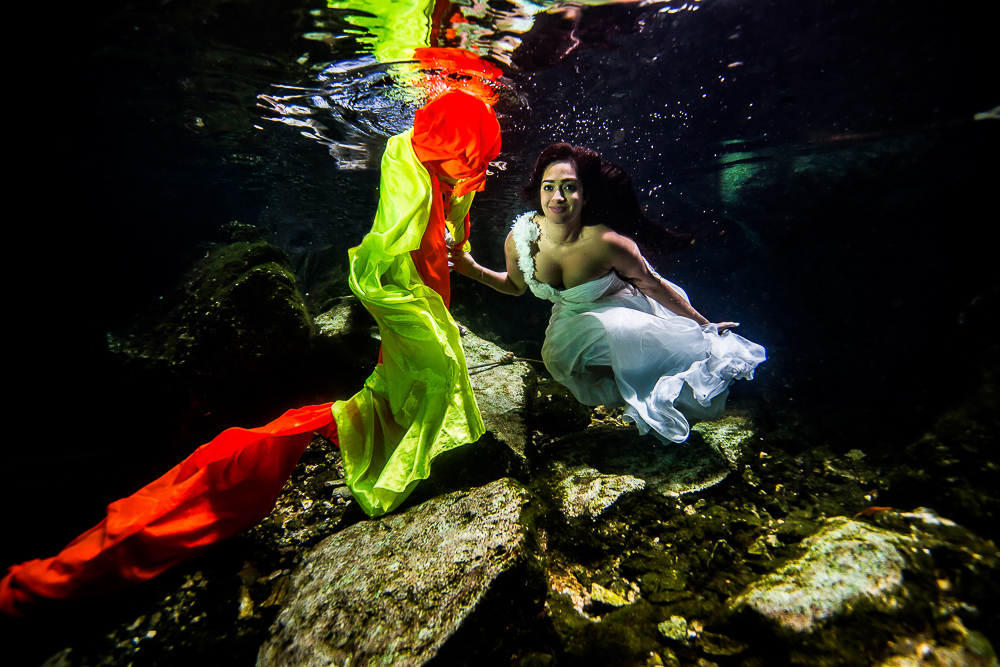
8;239;998;667
16;368;999;667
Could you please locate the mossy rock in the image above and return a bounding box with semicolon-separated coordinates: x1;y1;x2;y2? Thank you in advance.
110;239;312;382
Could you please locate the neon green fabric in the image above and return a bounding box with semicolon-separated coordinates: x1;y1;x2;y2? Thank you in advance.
332;130;484;516
327;0;434;62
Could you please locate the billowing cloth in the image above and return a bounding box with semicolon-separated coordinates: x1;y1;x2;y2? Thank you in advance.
409;90;502;305
0;63;501;620
411;86;502;198
333;94;500;515
0;404;337;617
511;213;766;443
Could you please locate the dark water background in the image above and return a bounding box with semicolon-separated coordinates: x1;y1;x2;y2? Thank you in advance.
5;0;996;572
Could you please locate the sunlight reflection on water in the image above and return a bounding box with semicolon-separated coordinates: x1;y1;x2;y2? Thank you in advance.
256;0;699;167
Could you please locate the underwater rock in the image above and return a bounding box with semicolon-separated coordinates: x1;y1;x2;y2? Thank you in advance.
109;239;312;380
256;478;539;667
309;295;384;393
532;379;594;438
460;327;536;465
873;616;998;666
881;347;1000;538
545;424;743;497
550;463;646;521
727;512;999;664
590;583;631;608
729;516;926;633
657;616;689;644
696;631;748;657
690;414;758;469
104;235;318;437
247;434;353;553
313;295;381;357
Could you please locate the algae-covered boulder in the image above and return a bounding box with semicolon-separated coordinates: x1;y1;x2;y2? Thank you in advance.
257;478;541;667
542;414;759;498
726;512;999;665
313;295;381;360
461;328;536;466
104;233;320;441
881;346;1000;538
729;517;927;633
532;378;594;438
110;239;312;379
690;413;759;469
549;463;646;522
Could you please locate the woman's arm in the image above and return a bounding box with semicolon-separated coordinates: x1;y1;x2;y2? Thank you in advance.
603;231;738;332
448;230;527;296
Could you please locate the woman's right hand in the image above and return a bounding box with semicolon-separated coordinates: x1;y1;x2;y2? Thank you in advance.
448;246;477;277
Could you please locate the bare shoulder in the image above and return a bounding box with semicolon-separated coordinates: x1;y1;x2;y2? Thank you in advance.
504;228;519;254
502;228;528;292
590;225;641;258
589;227;652;281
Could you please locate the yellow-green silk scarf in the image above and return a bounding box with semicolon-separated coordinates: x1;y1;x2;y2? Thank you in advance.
332;130;484;516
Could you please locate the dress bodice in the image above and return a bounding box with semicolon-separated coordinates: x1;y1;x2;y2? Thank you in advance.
510;212;632;304
509;216;765;446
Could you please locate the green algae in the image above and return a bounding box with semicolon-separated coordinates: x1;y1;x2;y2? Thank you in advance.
108;237;313;379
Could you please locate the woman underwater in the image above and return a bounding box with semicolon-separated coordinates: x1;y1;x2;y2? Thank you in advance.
449;143;766;443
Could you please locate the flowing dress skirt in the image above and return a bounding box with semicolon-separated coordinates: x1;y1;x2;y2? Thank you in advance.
540;273;766;443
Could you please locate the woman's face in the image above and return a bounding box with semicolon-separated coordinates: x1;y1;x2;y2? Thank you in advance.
540;160;583;226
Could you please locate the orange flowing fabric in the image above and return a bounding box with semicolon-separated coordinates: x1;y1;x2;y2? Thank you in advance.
1;60;502;621
409;89;502;305
0;405;337;617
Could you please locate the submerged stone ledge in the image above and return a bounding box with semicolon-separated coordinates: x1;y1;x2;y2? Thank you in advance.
728;516;920;633
256;478;538;667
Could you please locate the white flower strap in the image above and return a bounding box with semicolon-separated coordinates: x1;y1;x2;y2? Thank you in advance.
511;212;560;302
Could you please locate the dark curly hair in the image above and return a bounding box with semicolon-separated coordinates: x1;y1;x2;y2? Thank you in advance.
520;143;603;224
521;142;693;254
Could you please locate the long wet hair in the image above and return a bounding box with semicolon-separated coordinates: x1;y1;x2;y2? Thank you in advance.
521;142;691;254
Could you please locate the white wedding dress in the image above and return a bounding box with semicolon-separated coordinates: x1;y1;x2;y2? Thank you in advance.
511;212;766;443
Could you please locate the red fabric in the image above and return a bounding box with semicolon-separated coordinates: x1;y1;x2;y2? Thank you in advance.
0;55;503;621
410;89;502;198
409;89;501;304
409;174;455;306
0;404;337;618
414;47;502;109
